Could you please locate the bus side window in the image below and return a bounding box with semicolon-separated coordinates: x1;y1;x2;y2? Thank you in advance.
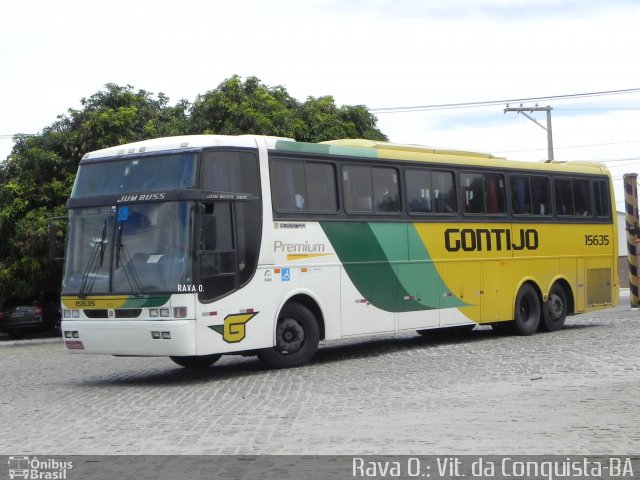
372;167;400;212
485;174;505;214
270;160;306;211
511;176;530;214
432;171;456;213
555;179;573;215
202;150;259;194
512;176;551;216
305;162;338;212
555;178;591;216
530;177;551;215
406;169;433;213
461;172;505;215
406;170;455;214
461;173;484;213
343;166;374;213
573;179;591;216
594;180;610;218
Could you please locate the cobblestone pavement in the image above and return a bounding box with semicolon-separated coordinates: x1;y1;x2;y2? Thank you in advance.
1;296;638;455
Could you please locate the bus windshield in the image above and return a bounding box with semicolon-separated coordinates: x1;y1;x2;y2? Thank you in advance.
62;202;193;295
71;153;197;198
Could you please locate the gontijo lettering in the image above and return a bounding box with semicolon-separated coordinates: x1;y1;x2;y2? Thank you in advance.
445;228;539;252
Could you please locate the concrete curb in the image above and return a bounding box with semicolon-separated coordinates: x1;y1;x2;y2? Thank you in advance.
0;336;64;347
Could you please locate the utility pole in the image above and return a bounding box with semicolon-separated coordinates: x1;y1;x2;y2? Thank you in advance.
504;105;554;161
624;173;639;308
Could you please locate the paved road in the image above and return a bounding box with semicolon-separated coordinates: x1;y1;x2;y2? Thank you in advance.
1;296;638;455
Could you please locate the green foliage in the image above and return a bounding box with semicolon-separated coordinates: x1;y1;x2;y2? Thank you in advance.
0;76;386;298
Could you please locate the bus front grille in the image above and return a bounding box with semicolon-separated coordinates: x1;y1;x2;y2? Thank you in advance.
83;309;143;319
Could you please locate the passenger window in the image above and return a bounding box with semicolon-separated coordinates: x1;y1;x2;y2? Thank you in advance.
372;167;400;212
555;179;573;215
202;150;259;194
555;178;591;216
573;179;591;216
343;166;373;212
406;169;456;214
511;176;551;215
460;172;505;214
594;180;610;218
343;166;400;213
270;160;306;211
305;163;338;212
270;160;338;212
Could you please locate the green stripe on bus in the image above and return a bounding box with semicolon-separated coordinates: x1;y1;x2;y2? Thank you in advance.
320;222;467;312
122;296;170;308
274;140;378;158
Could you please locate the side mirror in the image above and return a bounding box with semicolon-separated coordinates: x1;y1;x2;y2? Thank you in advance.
48;216;67;262
203;214;217;251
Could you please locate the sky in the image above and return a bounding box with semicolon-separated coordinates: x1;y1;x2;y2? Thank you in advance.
1;0;639;211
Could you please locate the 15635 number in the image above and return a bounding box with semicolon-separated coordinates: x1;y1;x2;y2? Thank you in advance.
585;234;610;246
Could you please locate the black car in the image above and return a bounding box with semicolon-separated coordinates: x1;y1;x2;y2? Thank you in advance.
0;291;61;339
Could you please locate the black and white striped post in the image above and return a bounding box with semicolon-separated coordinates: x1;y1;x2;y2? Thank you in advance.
624;173;639;308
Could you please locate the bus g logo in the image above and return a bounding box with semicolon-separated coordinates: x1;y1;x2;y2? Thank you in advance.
210;312;258;343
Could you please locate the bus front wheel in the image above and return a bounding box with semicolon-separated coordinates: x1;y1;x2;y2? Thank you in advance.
257;303;319;369
540;283;568;332
170;354;221;368
513;283;541;335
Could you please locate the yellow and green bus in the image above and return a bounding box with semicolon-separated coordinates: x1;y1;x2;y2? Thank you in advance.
60;135;618;368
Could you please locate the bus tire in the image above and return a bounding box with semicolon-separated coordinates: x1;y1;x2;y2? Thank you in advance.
513;283;541;336
540;283;568;332
170;354;221;368
257;302;319;369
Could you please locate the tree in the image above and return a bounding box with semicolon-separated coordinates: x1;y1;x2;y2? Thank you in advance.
190;75;387;143
0;85;189;298
0;77;387;298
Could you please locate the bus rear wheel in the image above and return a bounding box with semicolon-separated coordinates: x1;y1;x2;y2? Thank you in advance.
170;354;221;368
540;283;568;332
257;303;319;369
513;283;541;335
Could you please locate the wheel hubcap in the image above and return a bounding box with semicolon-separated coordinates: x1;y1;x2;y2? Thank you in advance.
549;294;563;320
276;317;305;354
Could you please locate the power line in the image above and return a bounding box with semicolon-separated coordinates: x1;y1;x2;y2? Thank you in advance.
371;87;640;113
496;139;640;155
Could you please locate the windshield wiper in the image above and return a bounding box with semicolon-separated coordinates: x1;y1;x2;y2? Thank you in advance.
78;219;108;298
115;223;143;297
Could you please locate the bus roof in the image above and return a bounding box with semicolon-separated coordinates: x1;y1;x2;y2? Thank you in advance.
81;134;610;176
81;135;288;161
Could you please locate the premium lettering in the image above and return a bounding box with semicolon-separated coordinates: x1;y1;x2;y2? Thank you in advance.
274;241;326;253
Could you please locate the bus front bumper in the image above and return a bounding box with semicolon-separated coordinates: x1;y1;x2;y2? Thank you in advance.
61;320;196;356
